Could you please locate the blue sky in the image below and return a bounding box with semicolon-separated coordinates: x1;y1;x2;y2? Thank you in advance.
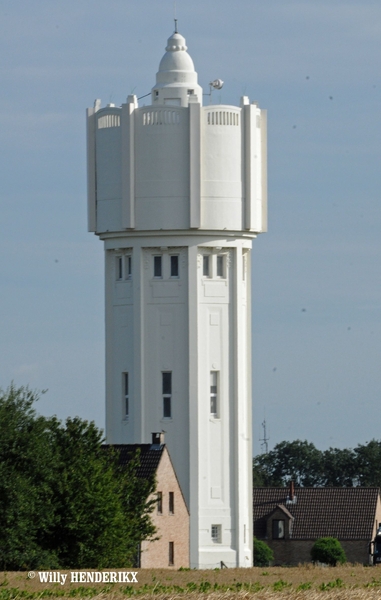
1;0;380;455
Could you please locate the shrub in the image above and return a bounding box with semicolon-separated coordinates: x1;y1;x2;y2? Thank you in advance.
311;537;346;566
254;537;274;566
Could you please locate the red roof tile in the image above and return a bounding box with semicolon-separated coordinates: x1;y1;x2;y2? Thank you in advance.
253;487;380;540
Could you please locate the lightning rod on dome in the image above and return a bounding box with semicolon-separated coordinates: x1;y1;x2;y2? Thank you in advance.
174;0;178;33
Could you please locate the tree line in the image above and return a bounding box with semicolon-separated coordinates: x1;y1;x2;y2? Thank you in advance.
253;439;381;488
0;385;156;570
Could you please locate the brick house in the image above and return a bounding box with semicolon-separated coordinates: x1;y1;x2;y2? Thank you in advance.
253;484;381;565
106;434;189;568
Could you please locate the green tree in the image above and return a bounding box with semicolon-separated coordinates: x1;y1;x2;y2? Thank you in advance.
321;447;357;487
311;537;346;566
354;440;381;487
49;418;157;567
254;537;274;566
0;384;59;569
253;440;323;487
0;385;156;569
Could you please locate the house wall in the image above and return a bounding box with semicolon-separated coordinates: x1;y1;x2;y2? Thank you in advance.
140;448;189;568
373;494;381;537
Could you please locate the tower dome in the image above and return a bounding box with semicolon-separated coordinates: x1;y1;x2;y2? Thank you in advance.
152;31;203;106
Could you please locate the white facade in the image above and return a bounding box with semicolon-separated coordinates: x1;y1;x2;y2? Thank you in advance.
86;30;267;568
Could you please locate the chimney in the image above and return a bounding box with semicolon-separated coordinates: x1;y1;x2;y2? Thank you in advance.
289;480;295;501
151;432;165;446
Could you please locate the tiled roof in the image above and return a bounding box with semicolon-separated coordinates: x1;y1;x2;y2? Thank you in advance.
253;487;380;540
103;444;164;480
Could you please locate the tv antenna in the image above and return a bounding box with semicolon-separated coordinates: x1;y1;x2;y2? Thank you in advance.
260;419;269;454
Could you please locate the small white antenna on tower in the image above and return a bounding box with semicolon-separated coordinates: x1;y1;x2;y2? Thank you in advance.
260;419;269;454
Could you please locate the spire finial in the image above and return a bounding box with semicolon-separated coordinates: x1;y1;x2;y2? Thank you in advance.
174;18;178;33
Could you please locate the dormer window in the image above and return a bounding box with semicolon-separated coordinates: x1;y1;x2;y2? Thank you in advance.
155;90;159;98
272;519;285;539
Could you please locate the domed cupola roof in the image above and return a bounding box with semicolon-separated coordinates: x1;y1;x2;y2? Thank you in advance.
152;29;203;106
157;32;195;77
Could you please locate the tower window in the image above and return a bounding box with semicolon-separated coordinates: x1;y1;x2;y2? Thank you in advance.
162;372;172;418
210;371;219;417
117;256;123;280
157;492;163;514
126;255;132;279
123;372;129;418
203;255;210;277
154;256;162;278
170;255;179;278
169;491;174;514
211;525;221;543
168;541;174;565
216;255;225;278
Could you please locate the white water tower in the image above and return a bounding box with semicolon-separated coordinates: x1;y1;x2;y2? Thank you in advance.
86;28;267;568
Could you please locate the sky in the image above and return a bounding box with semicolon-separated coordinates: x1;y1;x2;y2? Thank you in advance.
1;0;380;456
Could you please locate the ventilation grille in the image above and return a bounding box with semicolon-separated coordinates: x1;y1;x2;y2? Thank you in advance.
142;110;180;126
97;114;120;129
207;111;240;126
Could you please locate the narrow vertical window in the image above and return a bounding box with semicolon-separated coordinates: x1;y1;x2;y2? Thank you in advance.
210;371;218;417
216;255;224;278
203;255;209;277
123;372;129;418
169;491;174;514
157;492;163;514
170;255;179;277
117;256;123;280
162;372;172;418
168;541;174;565
126;255;132;279
154;255;162;278
211;525;221;543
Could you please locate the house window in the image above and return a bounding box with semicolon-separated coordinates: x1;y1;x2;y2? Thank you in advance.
157;492;163;514
154;255;162;278
162;372;172;418
126;255;132;279
170;255;179;278
211;524;221;543
272;519;285;539
168;541;174;565
210;371;218;417
123;372;129;418
169;491;174;514
216;255;225;278
203;255;210;277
